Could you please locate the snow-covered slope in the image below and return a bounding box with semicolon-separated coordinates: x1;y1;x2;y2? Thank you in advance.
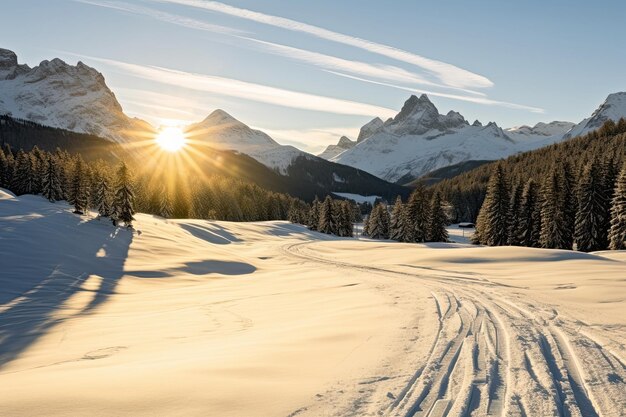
333;95;521;182
564;92;626;139
505;120;575;141
0;48;151;142
332;92;626;183
318;135;355;160
1;192;624;416
186;109;310;173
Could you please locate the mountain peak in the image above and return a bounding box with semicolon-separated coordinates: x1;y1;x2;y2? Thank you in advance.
357;117;384;142
394;94;437;123
201;109;242;126
337;136;354;147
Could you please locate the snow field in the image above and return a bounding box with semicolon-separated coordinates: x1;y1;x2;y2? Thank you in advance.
0;190;624;416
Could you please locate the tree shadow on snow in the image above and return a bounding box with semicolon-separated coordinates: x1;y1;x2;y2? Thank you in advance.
0;198;132;369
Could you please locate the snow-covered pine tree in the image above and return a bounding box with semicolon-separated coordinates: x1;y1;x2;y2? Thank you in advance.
574;159;609;252
159;185;173;219
41;155;63;202
608;164;626;250
405;184;429;242
427;192;448;242
517;179;541;247
308;196;321;231
602;158;619;241
508;182;523;245
111;162;135;227
71;157;89;214
318;196;334;234
474;164;510;246
389;196;404;241
287;200;299;223
30;146;45;195
95;173;112;217
539;170;568;249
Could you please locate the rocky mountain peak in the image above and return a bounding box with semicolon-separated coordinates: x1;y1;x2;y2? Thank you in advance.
357;117;384;142
337;136;354;147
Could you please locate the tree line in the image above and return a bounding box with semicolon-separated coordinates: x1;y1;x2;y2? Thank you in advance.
0;145;308;225
362;186;448;242
473;159;626;251
433;119;626;223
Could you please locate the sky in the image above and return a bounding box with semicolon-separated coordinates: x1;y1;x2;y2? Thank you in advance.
2;0;626;154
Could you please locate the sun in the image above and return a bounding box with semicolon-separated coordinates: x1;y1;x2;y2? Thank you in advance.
156;126;187;152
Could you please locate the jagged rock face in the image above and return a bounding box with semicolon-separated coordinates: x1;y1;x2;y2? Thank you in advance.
0;48;151;142
318;135;356;160
384;94;467;136
564;92;626;139
357;117;384;142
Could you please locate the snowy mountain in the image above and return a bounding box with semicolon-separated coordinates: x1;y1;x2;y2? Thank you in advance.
505;121;575;141
185;109;310;173
563;92;626;139
332;93;626;183
0;48;151;143
332;95;519;183
318;135;355;160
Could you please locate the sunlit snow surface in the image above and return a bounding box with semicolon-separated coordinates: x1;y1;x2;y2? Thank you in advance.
1;189;624;417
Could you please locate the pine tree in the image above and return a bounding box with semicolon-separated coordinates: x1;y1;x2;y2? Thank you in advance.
13;150;33;195
368;203;390;239
427;192;448;242
560;161;576;249
111;162;135;227
338;201;354;237
474;165;510;246
71;157;89;214
508;182;523;245
318;196;334;234
308;196;321;231
41;155;62;202
574;159;609;252
389;196;404;241
405;184;429;242
539;170;567;249
608;164;626;250
517;179;541;247
95;174;112;217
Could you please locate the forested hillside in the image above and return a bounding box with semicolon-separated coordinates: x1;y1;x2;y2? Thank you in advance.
433;119;626;222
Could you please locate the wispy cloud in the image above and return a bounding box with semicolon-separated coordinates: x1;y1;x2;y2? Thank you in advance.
151;0;493;90
77;54;398;118
238;37;486;97
75;0;246;35
327;71;545;113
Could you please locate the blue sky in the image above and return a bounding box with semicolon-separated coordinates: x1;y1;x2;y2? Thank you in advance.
2;0;625;153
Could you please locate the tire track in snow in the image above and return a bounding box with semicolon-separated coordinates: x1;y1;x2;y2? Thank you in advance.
281;242;624;417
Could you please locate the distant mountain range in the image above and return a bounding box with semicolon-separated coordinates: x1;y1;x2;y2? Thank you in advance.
2;47;625;193
324;92;626;184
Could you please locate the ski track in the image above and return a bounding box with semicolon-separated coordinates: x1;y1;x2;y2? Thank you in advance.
281;242;626;417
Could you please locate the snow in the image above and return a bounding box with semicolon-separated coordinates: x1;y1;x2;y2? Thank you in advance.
186;109;309;173
333;93;626;182
332;192;380;204
0;49;151;143
1;193;625;416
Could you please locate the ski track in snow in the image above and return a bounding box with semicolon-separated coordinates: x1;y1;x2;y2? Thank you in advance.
281;242;625;417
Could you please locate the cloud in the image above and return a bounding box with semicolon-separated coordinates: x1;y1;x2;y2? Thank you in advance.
151;0;493;89
74;0;246;35
78;55;398;118
238;37;486;97
326;71;544;113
